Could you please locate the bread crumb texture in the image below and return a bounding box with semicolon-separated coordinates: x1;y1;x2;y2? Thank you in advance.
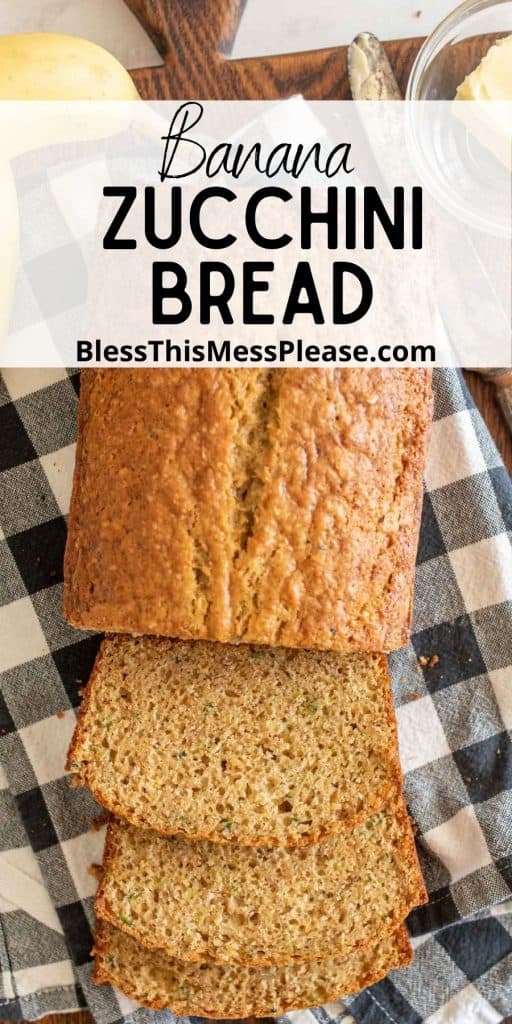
95;800;426;967
94;920;412;1018
68;636;402;846
64;368;432;651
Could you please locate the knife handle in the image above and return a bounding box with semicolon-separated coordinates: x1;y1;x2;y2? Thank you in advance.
476;368;512;436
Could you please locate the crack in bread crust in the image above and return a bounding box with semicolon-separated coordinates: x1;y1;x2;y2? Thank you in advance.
63;368;433;651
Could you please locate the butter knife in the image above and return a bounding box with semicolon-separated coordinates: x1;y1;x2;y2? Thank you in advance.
348;32;401;101
348;30;512;437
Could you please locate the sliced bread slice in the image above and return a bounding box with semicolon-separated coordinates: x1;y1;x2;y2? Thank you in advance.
67;636;402;847
94;920;413;1018
95;800;426;967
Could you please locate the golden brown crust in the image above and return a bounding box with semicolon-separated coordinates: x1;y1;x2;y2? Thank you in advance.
66;639;106;773
94;801;427;968
67;640;404;848
93;920;413;1017
64;368;433;652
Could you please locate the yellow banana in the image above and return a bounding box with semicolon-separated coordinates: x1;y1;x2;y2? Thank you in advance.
0;33;141;356
0;33;139;100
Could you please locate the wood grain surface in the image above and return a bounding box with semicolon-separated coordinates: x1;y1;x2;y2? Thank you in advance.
465;371;512;474
125;0;496;99
4;6;510;1024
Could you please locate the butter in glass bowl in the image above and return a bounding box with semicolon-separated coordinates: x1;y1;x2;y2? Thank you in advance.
406;0;512;101
456;31;512;98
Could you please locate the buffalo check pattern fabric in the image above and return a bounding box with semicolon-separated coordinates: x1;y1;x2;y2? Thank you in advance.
0;367;511;1024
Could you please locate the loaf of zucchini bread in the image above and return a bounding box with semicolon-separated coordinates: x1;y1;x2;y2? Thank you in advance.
64;367;432;651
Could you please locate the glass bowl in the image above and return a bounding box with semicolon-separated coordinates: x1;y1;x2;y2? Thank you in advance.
406;0;512;100
404;0;511;360
404;0;512;234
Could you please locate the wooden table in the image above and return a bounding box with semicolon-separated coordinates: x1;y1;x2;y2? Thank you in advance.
466;371;512;475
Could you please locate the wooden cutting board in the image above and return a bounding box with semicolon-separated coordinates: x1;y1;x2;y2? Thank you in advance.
127;0;419;98
124;0;501;103
124;0;493;100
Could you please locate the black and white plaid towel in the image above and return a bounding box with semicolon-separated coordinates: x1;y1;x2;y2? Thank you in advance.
0;366;511;1024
